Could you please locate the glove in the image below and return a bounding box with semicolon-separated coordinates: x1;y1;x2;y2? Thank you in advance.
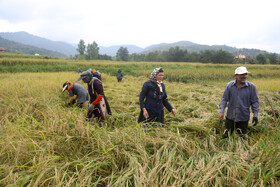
252;117;258;126
69;96;76;105
91;95;103;105
88;103;95;112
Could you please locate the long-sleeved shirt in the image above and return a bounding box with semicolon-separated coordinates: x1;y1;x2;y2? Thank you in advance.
220;80;259;122
138;81;173;124
87;78;111;119
116;72;123;79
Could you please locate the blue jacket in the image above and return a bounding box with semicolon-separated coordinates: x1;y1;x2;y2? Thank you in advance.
138;81;173;124
116;72;123;79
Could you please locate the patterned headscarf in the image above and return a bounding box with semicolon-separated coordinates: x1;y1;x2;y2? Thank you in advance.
149;67;164;102
149;67;163;82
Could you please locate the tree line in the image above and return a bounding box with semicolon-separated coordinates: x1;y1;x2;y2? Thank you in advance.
75;39;280;64
75;39;112;61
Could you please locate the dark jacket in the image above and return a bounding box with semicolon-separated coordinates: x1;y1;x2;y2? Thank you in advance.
87;79;111;119
138;81;173;124
116;72;123;80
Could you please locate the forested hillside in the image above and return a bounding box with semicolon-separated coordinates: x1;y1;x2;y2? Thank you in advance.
0;31;76;56
0;37;67;58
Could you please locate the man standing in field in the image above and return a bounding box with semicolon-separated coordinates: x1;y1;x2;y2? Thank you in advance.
219;66;259;140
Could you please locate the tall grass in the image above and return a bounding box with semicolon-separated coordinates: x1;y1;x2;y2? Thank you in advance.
0;70;279;186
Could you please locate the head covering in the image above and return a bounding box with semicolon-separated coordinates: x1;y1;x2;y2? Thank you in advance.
92;69;97;74
76;71;92;83
62;82;68;92
92;72;101;80
235;66;250;75
149;68;164;102
149;67;163;82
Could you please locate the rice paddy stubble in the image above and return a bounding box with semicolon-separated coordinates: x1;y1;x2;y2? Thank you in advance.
0;71;279;186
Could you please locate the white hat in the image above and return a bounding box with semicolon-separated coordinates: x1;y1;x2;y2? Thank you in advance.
235;66;250;74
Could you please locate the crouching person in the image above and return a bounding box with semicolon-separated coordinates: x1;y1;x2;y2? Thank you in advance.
76;71;111;127
62;81;89;107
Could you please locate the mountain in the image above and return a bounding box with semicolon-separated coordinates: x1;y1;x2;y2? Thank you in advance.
0;31;143;57
0;31;273;58
0;36;67;58
143;41;195;51
0;31;76;56
142;41;269;58
99;45;143;56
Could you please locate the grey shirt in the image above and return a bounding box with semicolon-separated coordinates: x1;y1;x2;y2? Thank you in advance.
220;80;259;122
68;83;89;104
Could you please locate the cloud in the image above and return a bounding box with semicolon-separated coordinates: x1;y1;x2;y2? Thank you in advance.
0;0;280;53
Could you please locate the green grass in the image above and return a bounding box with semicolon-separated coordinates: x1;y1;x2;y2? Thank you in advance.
1;58;280;92
0;52;56;59
0;62;280;186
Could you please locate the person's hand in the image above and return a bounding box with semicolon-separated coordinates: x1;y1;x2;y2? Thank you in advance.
219;113;224;120
143;108;149;119
171;109;176;117
88;104;95;112
252;117;258;126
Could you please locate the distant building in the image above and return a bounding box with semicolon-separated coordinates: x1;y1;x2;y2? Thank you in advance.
0;47;6;52
235;54;247;59
34;53;40;56
235;53;248;63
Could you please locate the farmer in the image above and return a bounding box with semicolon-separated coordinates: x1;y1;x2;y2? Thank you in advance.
219;66;259;140
88;68;102;80
116;69;123;82
138;67;176;127
62;81;89;108
76;71;111;127
78;68;83;73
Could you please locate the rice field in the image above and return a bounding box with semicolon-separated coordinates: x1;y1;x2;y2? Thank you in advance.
0;60;280;186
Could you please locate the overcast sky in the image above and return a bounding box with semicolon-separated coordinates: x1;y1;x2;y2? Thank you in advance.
0;0;280;53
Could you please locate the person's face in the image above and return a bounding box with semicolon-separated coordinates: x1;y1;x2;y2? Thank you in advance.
156;72;164;82
235;73;247;84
